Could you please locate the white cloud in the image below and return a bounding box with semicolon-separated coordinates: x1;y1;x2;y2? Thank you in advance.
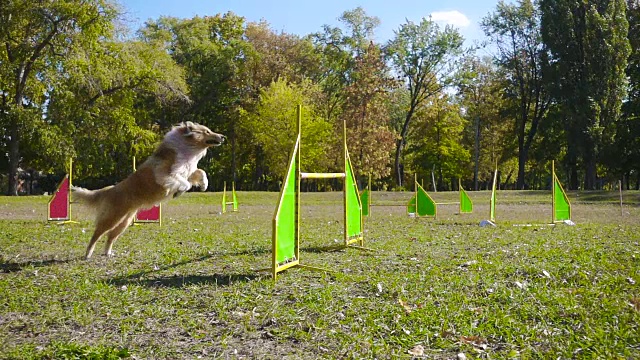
429;10;471;28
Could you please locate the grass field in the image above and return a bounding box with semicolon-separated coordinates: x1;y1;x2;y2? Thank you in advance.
1;190;639;359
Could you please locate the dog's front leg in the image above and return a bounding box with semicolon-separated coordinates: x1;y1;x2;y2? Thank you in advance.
188;169;208;191
164;174;192;198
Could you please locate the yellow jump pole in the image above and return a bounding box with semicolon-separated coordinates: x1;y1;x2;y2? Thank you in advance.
343;119;347;247
68;157;74;221
296;104;302;264
552;161;555;224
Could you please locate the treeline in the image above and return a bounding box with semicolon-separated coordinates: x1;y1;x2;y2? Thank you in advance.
1;0;639;195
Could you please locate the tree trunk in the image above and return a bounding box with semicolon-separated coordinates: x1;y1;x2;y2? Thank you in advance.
473;116;480;191
394;139;404;188
394;108;415;189
231;123;237;187
7;118;20;196
570;166;579;190
517;148;527;190
584;156;597;190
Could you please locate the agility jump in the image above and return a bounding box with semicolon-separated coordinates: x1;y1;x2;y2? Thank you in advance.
270;105;365;281
551;161;571;223
133;157;162;225
47;157;162;225
47;158;77;224
484;161;571;226
221;181;238;213
361;175;472;218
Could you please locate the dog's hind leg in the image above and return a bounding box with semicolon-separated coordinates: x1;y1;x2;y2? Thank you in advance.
85;220;116;259
104;212;136;257
85;211;130;259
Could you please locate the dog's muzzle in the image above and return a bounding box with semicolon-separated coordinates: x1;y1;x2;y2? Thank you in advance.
206;135;225;146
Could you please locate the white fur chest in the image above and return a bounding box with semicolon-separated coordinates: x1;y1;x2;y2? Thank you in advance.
172;150;206;178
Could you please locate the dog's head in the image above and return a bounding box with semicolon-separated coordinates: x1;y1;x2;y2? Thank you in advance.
176;121;225;148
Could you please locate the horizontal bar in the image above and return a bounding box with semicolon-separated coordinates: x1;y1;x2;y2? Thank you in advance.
275;259;300;273
435;202;460;205
301;172;346;179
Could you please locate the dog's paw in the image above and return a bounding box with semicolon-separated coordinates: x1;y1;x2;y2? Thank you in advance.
199;176;208;192
177;183;192;193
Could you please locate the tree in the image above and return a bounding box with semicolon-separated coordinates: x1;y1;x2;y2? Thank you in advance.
457;56;516;189
140;13;253;187
482;0;551;190
407;94;470;191
311;7;382;124
244;21;321;96
0;0;119;195
540;0;631;189
386;17;464;188
340;42;397;181
244;79;332;180
45;38;189;183
616;0;640;188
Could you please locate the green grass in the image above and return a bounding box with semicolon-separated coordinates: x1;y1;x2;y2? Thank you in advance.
1;190;639;359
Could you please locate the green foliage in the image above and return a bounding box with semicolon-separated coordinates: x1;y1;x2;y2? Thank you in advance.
541;0;631;189
244;79;332;179
1;1;639;193
0;0;120;194
341;43;397;180
311;7;382;123
407;94;471;190
457;56;518;188
46;37;188;182
140;13;253;187
245;21;322;95
614;1;640;182
482;0;551;189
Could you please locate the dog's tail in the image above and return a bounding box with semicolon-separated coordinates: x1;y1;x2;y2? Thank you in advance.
71;186;113;208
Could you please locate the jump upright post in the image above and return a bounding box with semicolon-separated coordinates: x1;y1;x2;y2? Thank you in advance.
221;181;238;213
489;168;498;223
270;105;366;281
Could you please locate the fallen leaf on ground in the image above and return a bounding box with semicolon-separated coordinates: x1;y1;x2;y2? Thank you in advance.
461;335;487;345
398;298;412;313
408;344;424;356
460;335;488;350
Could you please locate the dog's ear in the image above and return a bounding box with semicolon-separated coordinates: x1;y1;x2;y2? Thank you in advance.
182;121;195;137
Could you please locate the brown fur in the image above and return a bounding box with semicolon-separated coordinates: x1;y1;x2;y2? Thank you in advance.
72;122;224;259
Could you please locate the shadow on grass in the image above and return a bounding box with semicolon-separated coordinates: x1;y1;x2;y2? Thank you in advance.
0;257;79;273
116;248;269;279
108;273;260;288
301;244;350;253
105;250;268;288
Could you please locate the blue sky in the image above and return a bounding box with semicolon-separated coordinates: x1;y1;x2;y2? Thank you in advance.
120;0;509;47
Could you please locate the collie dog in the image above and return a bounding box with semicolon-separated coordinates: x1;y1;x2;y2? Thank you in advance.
72;122;224;259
